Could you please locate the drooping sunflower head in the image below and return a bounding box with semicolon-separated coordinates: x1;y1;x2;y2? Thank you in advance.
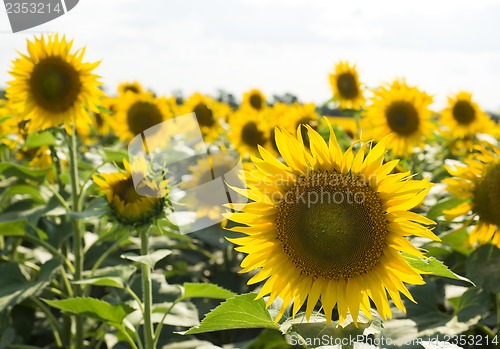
329;61;365;110
362;80;434;156
443;145;500;248
113;92;175;145
242;89;267;111
93;158;168;226
225;121;438;325
6;34;102;133
117;81;144;96
229;110;269;157
440;91;493;139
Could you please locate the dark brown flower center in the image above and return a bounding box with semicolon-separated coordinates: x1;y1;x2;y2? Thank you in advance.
452;100;476;125
474;162;500;226
336;73;359;100
29;57;81;113
249;93;263;110
114;177;142;203
193;102;215;127
241;121;266;149
126;101;163;135
386;101;420;136
276;171;388;280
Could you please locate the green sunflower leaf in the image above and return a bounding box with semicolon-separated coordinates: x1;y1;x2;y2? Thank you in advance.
74;265;137;289
0;259;62;312
0;221;26;236
178;283;236;301
25;131;57;148
121;249;172;268
427;197;468;220
0;163;50;182
181;293;279;334
465;244;500;293
43;297;134;325
402;253;474;285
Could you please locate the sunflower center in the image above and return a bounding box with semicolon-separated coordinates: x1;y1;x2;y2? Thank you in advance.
114;178;143;203
241;122;266;148
29;57;82;113
126;101;163;135
123;85;140;94
473;163;500;226
276;171;388;280
336;73;359;100
193;103;215;127
452;101;476;125
386;101;420;136
249;94;263;110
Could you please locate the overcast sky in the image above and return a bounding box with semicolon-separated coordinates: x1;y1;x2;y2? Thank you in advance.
1;0;500;110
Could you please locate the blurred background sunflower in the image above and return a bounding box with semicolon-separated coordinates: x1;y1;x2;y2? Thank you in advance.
329;61;365;110
362;80;434;156
443;144;500;248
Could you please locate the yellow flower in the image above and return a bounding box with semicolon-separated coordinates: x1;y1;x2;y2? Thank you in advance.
242;89;267;111
93;158;167;225
440;91;493;138
6;34;102;133
117;81;144;95
229;110;269;157
329;61;365;110
363;80;434;156
113;92;175;145
443;145;500;248
225;121;438;325
181;93;229;142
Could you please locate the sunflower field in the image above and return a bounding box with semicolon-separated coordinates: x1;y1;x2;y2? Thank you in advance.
1;34;500;349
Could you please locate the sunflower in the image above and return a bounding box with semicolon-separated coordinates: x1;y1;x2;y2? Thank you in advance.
225;122;438;325
181;152;240;220
113;92;175;146
117;81;144;95
440;91;493;139
242;89;267;111
93;158;167;225
229;110;269;157
287;103;320;149
329;61;365;110
6;34;102;133
181;93;227;142
362;80;434;156
443;145;500;248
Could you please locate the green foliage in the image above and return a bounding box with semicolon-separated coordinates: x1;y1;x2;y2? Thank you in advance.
184;293;279;334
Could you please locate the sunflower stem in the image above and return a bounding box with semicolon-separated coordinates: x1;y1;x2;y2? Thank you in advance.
68;124;84;349
496;293;500;334
140;228;155;349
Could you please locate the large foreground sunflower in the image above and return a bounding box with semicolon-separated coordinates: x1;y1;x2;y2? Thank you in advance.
93;158;167;225
225;122;438;325
363;80;434;156
443;145;500;248
329;61;365;110
440;91;492;138
6;34;102;133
